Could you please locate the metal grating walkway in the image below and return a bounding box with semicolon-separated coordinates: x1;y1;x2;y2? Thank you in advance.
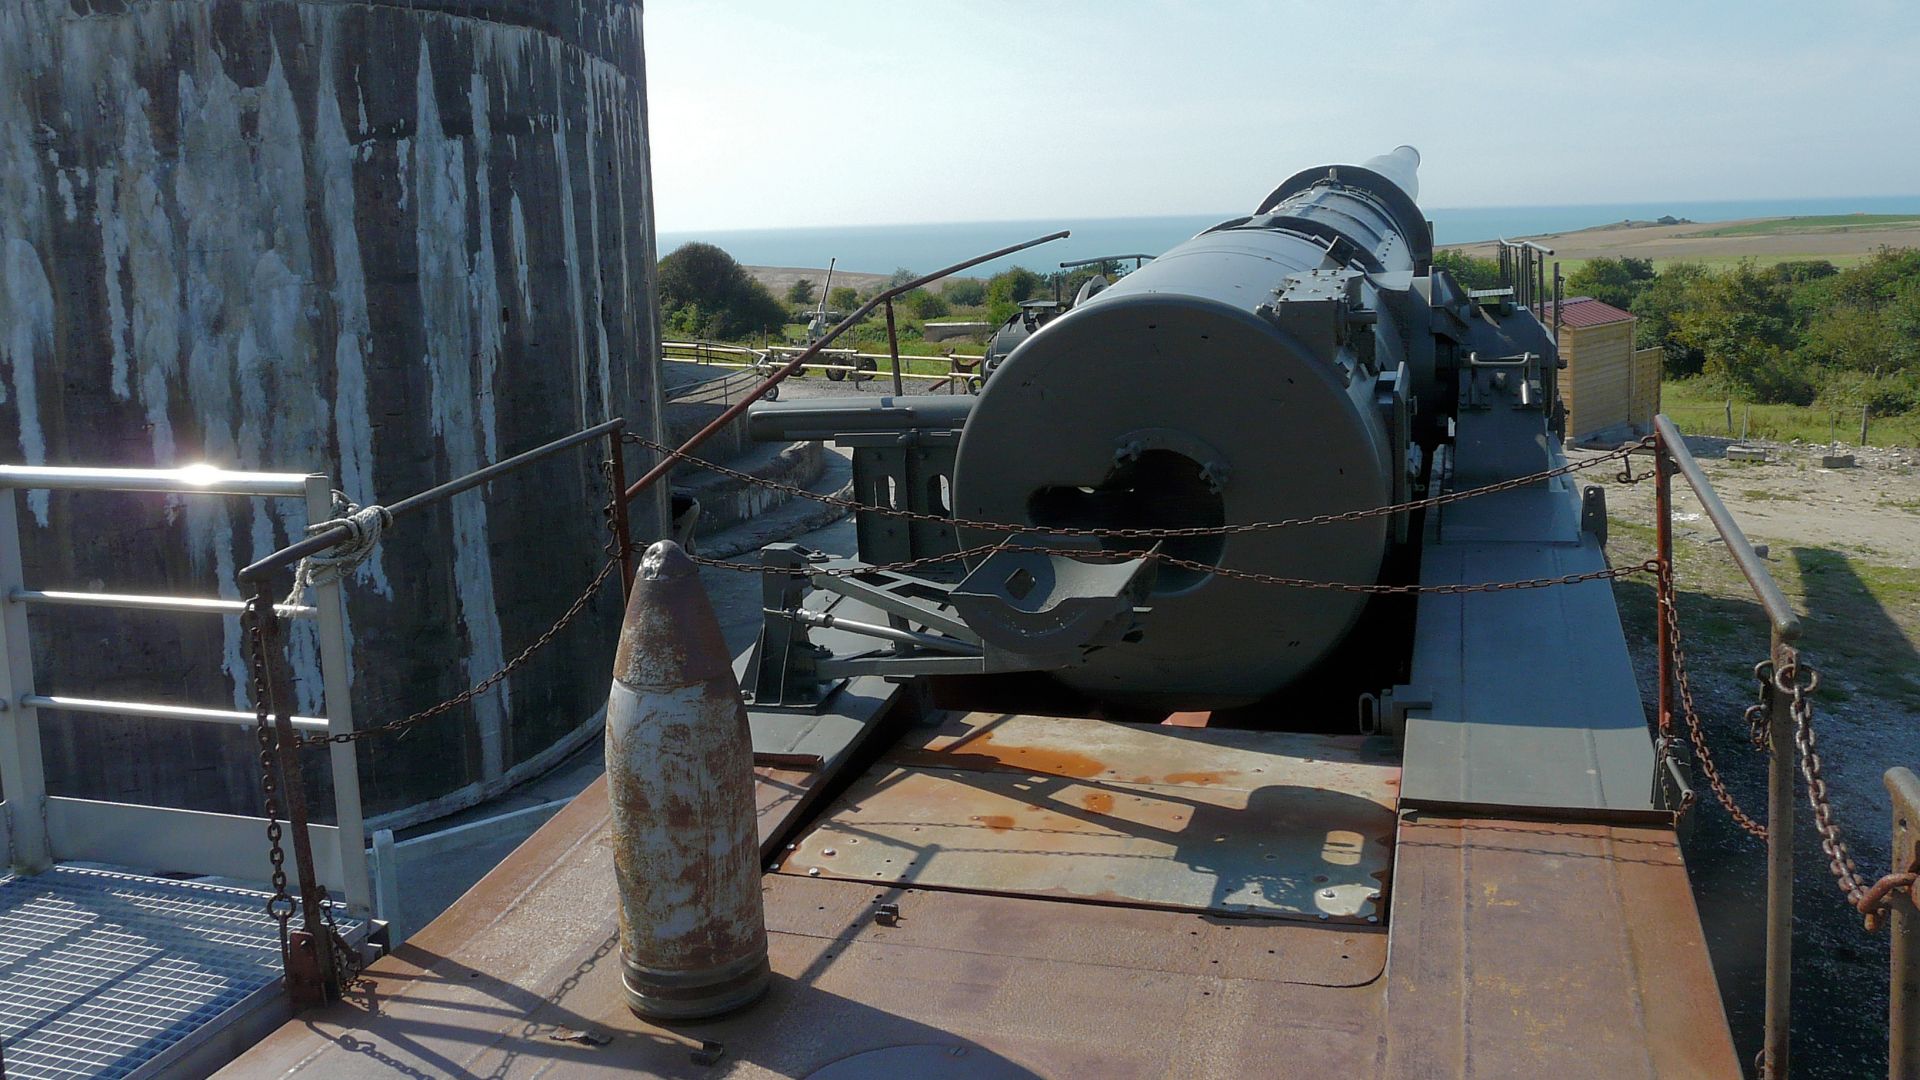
0;865;342;1079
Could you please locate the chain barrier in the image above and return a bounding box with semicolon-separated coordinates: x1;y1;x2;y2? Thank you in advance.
295;556;619;748
1659;566;1770;839
683;543;1655;596
1650;457;1915;933
241;597;297;951
624;433;1654;540
1780;661;1920;931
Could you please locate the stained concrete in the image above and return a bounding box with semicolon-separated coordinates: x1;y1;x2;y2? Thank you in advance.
0;0;663;819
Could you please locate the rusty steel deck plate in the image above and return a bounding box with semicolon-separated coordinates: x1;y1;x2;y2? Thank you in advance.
779;712;1399;921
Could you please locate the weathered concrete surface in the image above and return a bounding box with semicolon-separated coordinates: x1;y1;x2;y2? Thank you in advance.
0;0;663;819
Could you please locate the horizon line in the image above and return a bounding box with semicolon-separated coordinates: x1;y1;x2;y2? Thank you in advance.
658;193;1920;236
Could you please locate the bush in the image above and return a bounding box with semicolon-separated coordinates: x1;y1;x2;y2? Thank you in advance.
657;242;787;341
986;266;1044;323
1431;250;1502;291
905;289;949;319
943;278;987;306
828;286;859;313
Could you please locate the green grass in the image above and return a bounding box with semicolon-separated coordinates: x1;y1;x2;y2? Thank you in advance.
1659;376;1920;447
1684;214;1920;238
1608;519;1920;712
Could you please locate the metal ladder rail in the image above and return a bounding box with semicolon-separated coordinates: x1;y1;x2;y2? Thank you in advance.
0;466;368;916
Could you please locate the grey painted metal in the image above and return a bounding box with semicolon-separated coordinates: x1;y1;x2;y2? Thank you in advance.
46;797;346;894
0;491;47;872
0;464;309;496
955;285;1392;707
1656;415;1800;640
1398;473;1657;818
10;588;316;619
371;828;399;927
1891;767;1920;1080
307;474;371;916
24;694;329;733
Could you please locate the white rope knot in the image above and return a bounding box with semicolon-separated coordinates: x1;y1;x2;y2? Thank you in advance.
284;491;392;608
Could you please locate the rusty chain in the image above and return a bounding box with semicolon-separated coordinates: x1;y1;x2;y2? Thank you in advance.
683;541;1655;595
294;557;619;747
624;433;1654;540
1658;567;1770;839
241;596;298;948
1783;662;1920;930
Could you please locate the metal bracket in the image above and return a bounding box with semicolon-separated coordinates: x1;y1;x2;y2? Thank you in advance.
1581;485;1609;546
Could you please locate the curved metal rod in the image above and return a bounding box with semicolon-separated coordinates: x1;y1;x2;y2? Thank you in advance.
240;417;627;582
624;230;1070;505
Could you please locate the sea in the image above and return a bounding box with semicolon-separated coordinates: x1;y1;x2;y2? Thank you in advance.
658;195;1920;278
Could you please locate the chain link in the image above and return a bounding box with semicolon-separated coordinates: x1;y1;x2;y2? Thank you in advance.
297;557;619;747
625;433;1653;540
1784;663;1920;930
241;596;297;942
684;542;1654;595
1659;563;1769;839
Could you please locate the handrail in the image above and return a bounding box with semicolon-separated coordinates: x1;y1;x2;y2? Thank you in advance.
624;230;1069;505
1654;414;1800;640
240;417;626;583
0;463;311;497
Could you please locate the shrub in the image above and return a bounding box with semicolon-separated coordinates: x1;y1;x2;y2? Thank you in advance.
943;278;986;306
657;242;787;340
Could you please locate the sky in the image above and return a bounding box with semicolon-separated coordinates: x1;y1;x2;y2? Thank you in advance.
643;1;1920;232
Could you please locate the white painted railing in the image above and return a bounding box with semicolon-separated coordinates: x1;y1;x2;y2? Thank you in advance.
0;466;370;916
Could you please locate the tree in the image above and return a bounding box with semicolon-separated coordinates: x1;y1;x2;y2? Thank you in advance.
787;278;817;306
1630;262;1710;374
1566;257;1655;310
886;267;918;289
656;242;787;341
986;266;1044;323
828;286;859;313
1430;250;1502;291
906;289;949;319
1671;262;1799;400
943;278;987;306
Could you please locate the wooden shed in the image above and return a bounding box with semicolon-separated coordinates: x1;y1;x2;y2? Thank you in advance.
1546;296;1663;443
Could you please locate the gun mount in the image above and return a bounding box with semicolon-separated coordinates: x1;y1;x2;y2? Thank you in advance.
744;145;1566;713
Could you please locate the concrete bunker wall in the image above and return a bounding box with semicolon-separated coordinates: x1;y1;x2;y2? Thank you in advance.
0;0;664;825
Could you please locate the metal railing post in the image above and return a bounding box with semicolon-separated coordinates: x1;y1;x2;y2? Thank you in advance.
885;299;905;396
1890;767;1920;1079
0;489;49;872
1654;433;1675;739
256;596;341;1006
305;475;371;917
1763;634;1797;1078
607;429;636;596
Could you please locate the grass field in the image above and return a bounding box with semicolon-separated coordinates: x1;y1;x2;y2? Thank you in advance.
1686;214;1920;238
1660;376;1920;447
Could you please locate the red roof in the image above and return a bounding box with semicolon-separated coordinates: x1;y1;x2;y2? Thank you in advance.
1540;296;1635;328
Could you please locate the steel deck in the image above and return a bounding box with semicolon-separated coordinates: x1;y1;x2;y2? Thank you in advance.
0;865;349;1079
218;716;1742;1078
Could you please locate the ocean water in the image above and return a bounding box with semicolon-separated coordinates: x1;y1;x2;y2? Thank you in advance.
658;195;1920;278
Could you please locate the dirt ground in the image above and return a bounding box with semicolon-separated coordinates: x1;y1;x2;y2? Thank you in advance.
1589;438;1920;568
1446;217;1920;265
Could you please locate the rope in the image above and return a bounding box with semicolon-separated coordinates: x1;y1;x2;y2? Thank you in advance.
284;491;393;608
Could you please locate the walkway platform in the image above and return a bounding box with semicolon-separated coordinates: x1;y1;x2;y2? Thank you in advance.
0;865;351;1079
